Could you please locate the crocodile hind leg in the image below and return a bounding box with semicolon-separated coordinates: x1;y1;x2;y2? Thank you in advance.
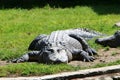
69;34;97;56
28;34;47;50
11;51;40;63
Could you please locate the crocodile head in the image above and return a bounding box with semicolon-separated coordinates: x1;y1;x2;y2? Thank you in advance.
40;44;69;64
95;31;120;47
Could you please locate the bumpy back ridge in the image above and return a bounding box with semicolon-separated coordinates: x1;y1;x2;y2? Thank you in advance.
66;28;105;40
77;28;105;36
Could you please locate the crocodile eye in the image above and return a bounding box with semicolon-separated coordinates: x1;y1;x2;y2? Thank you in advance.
57;49;60;52
57;49;63;53
47;49;54;53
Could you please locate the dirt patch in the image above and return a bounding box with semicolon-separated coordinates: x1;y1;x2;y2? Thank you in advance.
0;60;9;66
69;48;120;67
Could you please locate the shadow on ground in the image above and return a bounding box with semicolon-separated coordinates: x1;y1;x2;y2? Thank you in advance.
0;0;120;15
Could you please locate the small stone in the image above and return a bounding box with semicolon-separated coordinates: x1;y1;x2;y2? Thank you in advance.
112;76;120;80
99;60;105;63
104;77;113;80
114;22;120;27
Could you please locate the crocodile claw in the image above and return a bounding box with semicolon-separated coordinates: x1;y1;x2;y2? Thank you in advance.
10;58;25;63
83;56;95;62
85;47;97;56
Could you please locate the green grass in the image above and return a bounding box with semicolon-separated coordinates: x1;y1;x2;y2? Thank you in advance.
0;63;78;77
1;60;120;77
0;4;120;77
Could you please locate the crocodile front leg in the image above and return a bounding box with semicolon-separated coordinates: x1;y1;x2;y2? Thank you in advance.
11;51;40;63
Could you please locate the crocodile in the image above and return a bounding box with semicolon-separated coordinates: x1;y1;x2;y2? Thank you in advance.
11;28;103;64
95;30;120;48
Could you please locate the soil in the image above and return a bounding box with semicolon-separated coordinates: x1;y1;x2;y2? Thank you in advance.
0;60;9;66
0;48;120;67
69;48;120;67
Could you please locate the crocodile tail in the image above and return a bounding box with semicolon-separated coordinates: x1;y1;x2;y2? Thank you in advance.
71;28;106;40
79;28;105;36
